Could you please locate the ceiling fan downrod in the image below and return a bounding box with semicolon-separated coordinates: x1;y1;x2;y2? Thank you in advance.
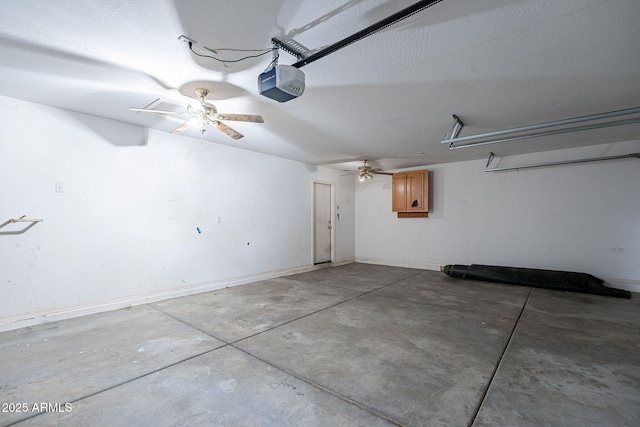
195;88;209;102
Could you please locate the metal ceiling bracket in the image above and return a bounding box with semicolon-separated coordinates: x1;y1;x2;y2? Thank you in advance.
0;215;43;235
442;106;640;149
271;37;306;61
486;152;495;168
443;114;464;145
484;152;640;173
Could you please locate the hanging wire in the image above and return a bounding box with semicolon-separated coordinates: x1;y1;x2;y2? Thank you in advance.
265;49;280;70
187;42;276;64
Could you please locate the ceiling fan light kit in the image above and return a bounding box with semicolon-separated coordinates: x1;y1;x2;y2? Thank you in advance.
347;160;393;182
130;88;264;141
358;171;373;182
358;160;374;182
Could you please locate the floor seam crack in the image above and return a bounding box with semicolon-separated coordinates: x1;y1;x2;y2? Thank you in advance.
468;287;534;426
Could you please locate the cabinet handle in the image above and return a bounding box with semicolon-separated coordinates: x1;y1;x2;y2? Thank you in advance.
411;199;419;207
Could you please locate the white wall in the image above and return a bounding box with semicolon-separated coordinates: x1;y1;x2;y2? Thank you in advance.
356;141;640;292
0;95;355;331
2;92;637;332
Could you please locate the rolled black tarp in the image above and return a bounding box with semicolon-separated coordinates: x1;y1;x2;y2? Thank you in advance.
441;264;631;299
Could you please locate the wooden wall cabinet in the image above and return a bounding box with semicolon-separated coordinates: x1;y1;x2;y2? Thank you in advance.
392;169;429;218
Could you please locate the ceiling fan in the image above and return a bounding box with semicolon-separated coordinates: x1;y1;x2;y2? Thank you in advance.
345;160;393;182
130;88;264;140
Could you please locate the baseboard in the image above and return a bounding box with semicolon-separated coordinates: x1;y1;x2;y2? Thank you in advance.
604;278;640;293
3;257;634;332
355;256;439;271
0;259;356;333
356;257;640;293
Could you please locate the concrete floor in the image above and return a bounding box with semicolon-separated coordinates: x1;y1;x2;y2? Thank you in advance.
1;263;638;426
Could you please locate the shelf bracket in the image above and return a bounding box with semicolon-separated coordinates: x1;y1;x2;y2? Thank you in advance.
0;215;43;235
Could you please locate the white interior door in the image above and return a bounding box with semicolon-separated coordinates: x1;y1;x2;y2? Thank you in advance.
313;182;332;264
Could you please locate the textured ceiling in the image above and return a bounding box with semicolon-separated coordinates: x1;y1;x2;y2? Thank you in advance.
1;0;639;172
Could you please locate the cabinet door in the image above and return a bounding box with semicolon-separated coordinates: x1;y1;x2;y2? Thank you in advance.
406;172;425;210
392;174;407;212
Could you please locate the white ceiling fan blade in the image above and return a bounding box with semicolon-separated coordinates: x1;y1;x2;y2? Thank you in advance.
216;113;264;123
130;107;187;116
212;121;244;140
171;121;194;134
